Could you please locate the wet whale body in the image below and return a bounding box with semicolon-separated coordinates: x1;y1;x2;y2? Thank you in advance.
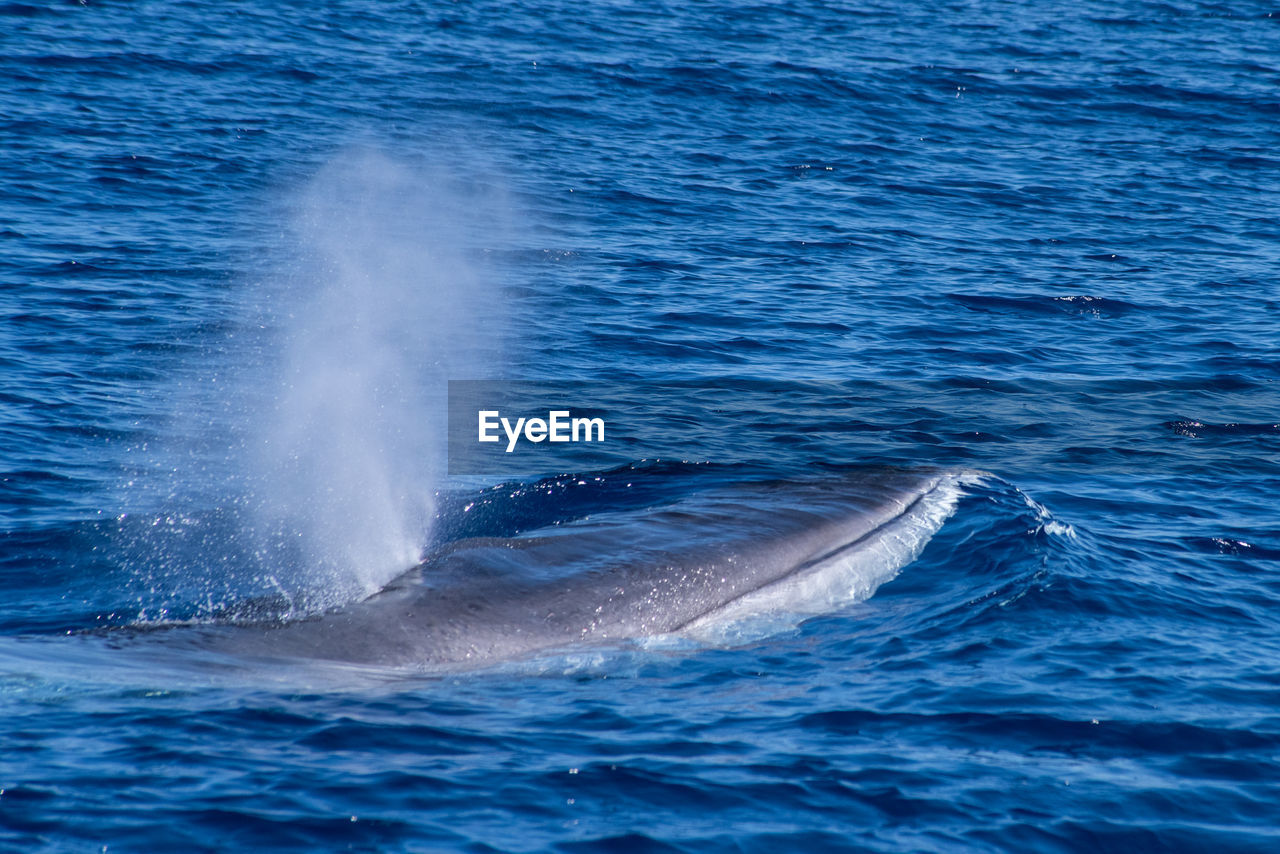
198;468;965;670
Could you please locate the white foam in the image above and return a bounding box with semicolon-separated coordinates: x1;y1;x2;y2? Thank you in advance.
1019;486;1077;540
677;473;964;644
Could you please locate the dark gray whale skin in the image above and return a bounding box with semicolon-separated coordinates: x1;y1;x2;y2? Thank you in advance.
193;468;958;669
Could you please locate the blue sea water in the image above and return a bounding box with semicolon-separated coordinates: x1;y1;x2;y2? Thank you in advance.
3;0;1280;850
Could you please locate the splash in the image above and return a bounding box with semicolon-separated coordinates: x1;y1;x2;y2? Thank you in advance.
239;148;509;607
111;147;511;624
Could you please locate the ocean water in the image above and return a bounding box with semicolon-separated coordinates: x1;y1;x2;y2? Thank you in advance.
3;0;1279;850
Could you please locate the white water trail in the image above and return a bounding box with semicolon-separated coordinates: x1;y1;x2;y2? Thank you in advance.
676;472;968;644
244;148;509;608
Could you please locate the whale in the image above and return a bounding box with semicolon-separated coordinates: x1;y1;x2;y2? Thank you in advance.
174;467;965;670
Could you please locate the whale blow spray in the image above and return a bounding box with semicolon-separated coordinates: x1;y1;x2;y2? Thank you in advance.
247;148;509;608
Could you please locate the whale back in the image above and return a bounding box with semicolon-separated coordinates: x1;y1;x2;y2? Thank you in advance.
198;468;961;668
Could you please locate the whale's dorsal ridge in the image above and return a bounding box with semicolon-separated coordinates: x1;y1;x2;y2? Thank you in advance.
197;467;967;669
